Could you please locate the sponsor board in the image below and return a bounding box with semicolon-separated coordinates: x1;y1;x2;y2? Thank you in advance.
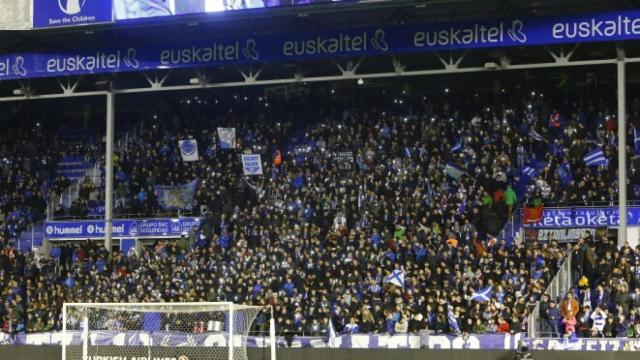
6;10;640;80
44;218;201;240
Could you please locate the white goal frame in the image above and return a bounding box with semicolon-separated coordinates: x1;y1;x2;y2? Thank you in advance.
62;302;276;360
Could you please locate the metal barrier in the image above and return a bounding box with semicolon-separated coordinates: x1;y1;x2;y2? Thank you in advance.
527;251;573;338
15;221;44;253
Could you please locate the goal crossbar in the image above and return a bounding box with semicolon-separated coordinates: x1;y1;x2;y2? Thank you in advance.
61;302;276;360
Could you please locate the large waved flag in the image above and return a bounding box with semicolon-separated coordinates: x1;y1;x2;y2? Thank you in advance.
444;162;465;180
583;148;607;167
178;139;199;161
528;128;547;143
155;179;199;211
447;304;461;336
384;269;405;288
217;128;236;149
470;286;493;302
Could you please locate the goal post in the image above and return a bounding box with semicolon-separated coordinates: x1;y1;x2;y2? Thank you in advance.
62;302;275;360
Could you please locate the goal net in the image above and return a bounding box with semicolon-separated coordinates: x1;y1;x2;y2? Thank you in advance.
62;302;274;360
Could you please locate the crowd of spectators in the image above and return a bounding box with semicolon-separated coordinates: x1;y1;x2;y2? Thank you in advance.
538;237;640;339
1;81;640;339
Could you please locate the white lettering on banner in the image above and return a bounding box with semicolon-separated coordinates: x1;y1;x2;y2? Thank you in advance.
47;51;122;73
72;16;97;23
414;23;506;48
0;59;9;77
536;228;593;242
52;225;83;235
528;207;640;228
552;15;640;39
160;43;240;65
283;32;369;56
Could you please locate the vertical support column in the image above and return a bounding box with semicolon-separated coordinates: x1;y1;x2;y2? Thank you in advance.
618;57;627;247
82;312;89;360
270;306;276;360
105;91;115;250
228;304;234;360
62;303;67;360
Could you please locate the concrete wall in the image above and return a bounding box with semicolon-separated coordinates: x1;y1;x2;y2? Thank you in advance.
0;346;638;360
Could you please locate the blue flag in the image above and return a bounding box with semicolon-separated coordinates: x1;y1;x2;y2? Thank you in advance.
457;199;467;214
521;166;538;178
451;139;463;152
155;179;199;211
584;148;607;167
470;286;493;302
557;162;573;185
549;143;564;157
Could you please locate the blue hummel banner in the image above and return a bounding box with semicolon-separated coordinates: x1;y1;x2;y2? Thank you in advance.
33;0;113;29
6;10;640;81
43;217;201;240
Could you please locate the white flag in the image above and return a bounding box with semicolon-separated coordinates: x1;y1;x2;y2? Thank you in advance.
241;154;263;176
384;269;405;288
217;128;236;149
179;140;199;162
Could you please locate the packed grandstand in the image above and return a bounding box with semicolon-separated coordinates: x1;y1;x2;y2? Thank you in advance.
1;80;639;341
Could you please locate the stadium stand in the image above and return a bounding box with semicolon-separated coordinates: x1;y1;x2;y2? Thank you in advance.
1;82;639;340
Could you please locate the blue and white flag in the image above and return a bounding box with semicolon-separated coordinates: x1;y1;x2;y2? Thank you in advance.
634;128;640;155
584;148;607;167
451;139;463;152
528;128;547;142
384;269;404;288
178;139;199;161
447;304;461;336
470;286;493;302
521;166;538;178
404;147;412;158
217;128;236;149
456;199;467;214
241;154;263;176
155;179;199;211
444;162;465;180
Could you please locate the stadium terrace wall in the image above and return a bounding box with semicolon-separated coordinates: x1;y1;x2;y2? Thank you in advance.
1;347;640;360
